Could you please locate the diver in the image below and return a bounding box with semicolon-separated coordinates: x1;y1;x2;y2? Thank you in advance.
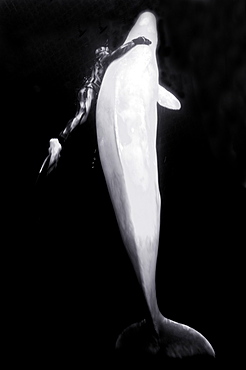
38;36;151;176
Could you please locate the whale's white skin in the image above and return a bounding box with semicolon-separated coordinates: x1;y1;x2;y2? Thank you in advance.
96;11;214;357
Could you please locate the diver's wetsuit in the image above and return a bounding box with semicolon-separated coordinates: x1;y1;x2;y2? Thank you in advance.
38;36;151;176
58;36;151;144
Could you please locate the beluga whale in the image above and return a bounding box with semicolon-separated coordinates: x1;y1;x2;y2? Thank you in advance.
96;11;215;358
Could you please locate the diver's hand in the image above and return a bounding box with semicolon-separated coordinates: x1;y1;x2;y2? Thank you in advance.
47;138;62;174
133;36;151;45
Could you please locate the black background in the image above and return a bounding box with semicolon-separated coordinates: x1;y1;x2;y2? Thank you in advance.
2;0;245;368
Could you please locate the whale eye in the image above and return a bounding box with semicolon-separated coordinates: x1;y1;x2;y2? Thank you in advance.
139;17;149;26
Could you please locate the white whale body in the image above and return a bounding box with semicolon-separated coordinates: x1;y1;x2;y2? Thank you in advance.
96;11;215;358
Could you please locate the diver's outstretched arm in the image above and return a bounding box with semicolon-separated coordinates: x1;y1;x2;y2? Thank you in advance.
108;36;151;64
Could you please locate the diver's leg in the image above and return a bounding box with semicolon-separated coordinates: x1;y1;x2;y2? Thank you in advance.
38;87;95;177
59;87;95;143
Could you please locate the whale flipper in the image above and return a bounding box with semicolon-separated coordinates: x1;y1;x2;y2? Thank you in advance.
158;85;181;110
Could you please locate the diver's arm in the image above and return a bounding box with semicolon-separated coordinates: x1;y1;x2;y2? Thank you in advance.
108;36;151;64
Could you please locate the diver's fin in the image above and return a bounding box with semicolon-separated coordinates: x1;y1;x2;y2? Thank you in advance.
158;85;181;110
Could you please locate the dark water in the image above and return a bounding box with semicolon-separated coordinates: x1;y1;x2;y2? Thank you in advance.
3;0;245;368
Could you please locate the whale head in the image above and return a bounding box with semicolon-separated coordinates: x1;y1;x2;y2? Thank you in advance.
123;11;181;110
124;11;158;49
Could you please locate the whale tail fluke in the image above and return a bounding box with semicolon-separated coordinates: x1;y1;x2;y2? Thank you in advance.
116;319;160;356
115;317;215;360
157;317;215;358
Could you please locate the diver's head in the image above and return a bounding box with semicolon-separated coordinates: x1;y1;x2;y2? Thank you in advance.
95;46;110;59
